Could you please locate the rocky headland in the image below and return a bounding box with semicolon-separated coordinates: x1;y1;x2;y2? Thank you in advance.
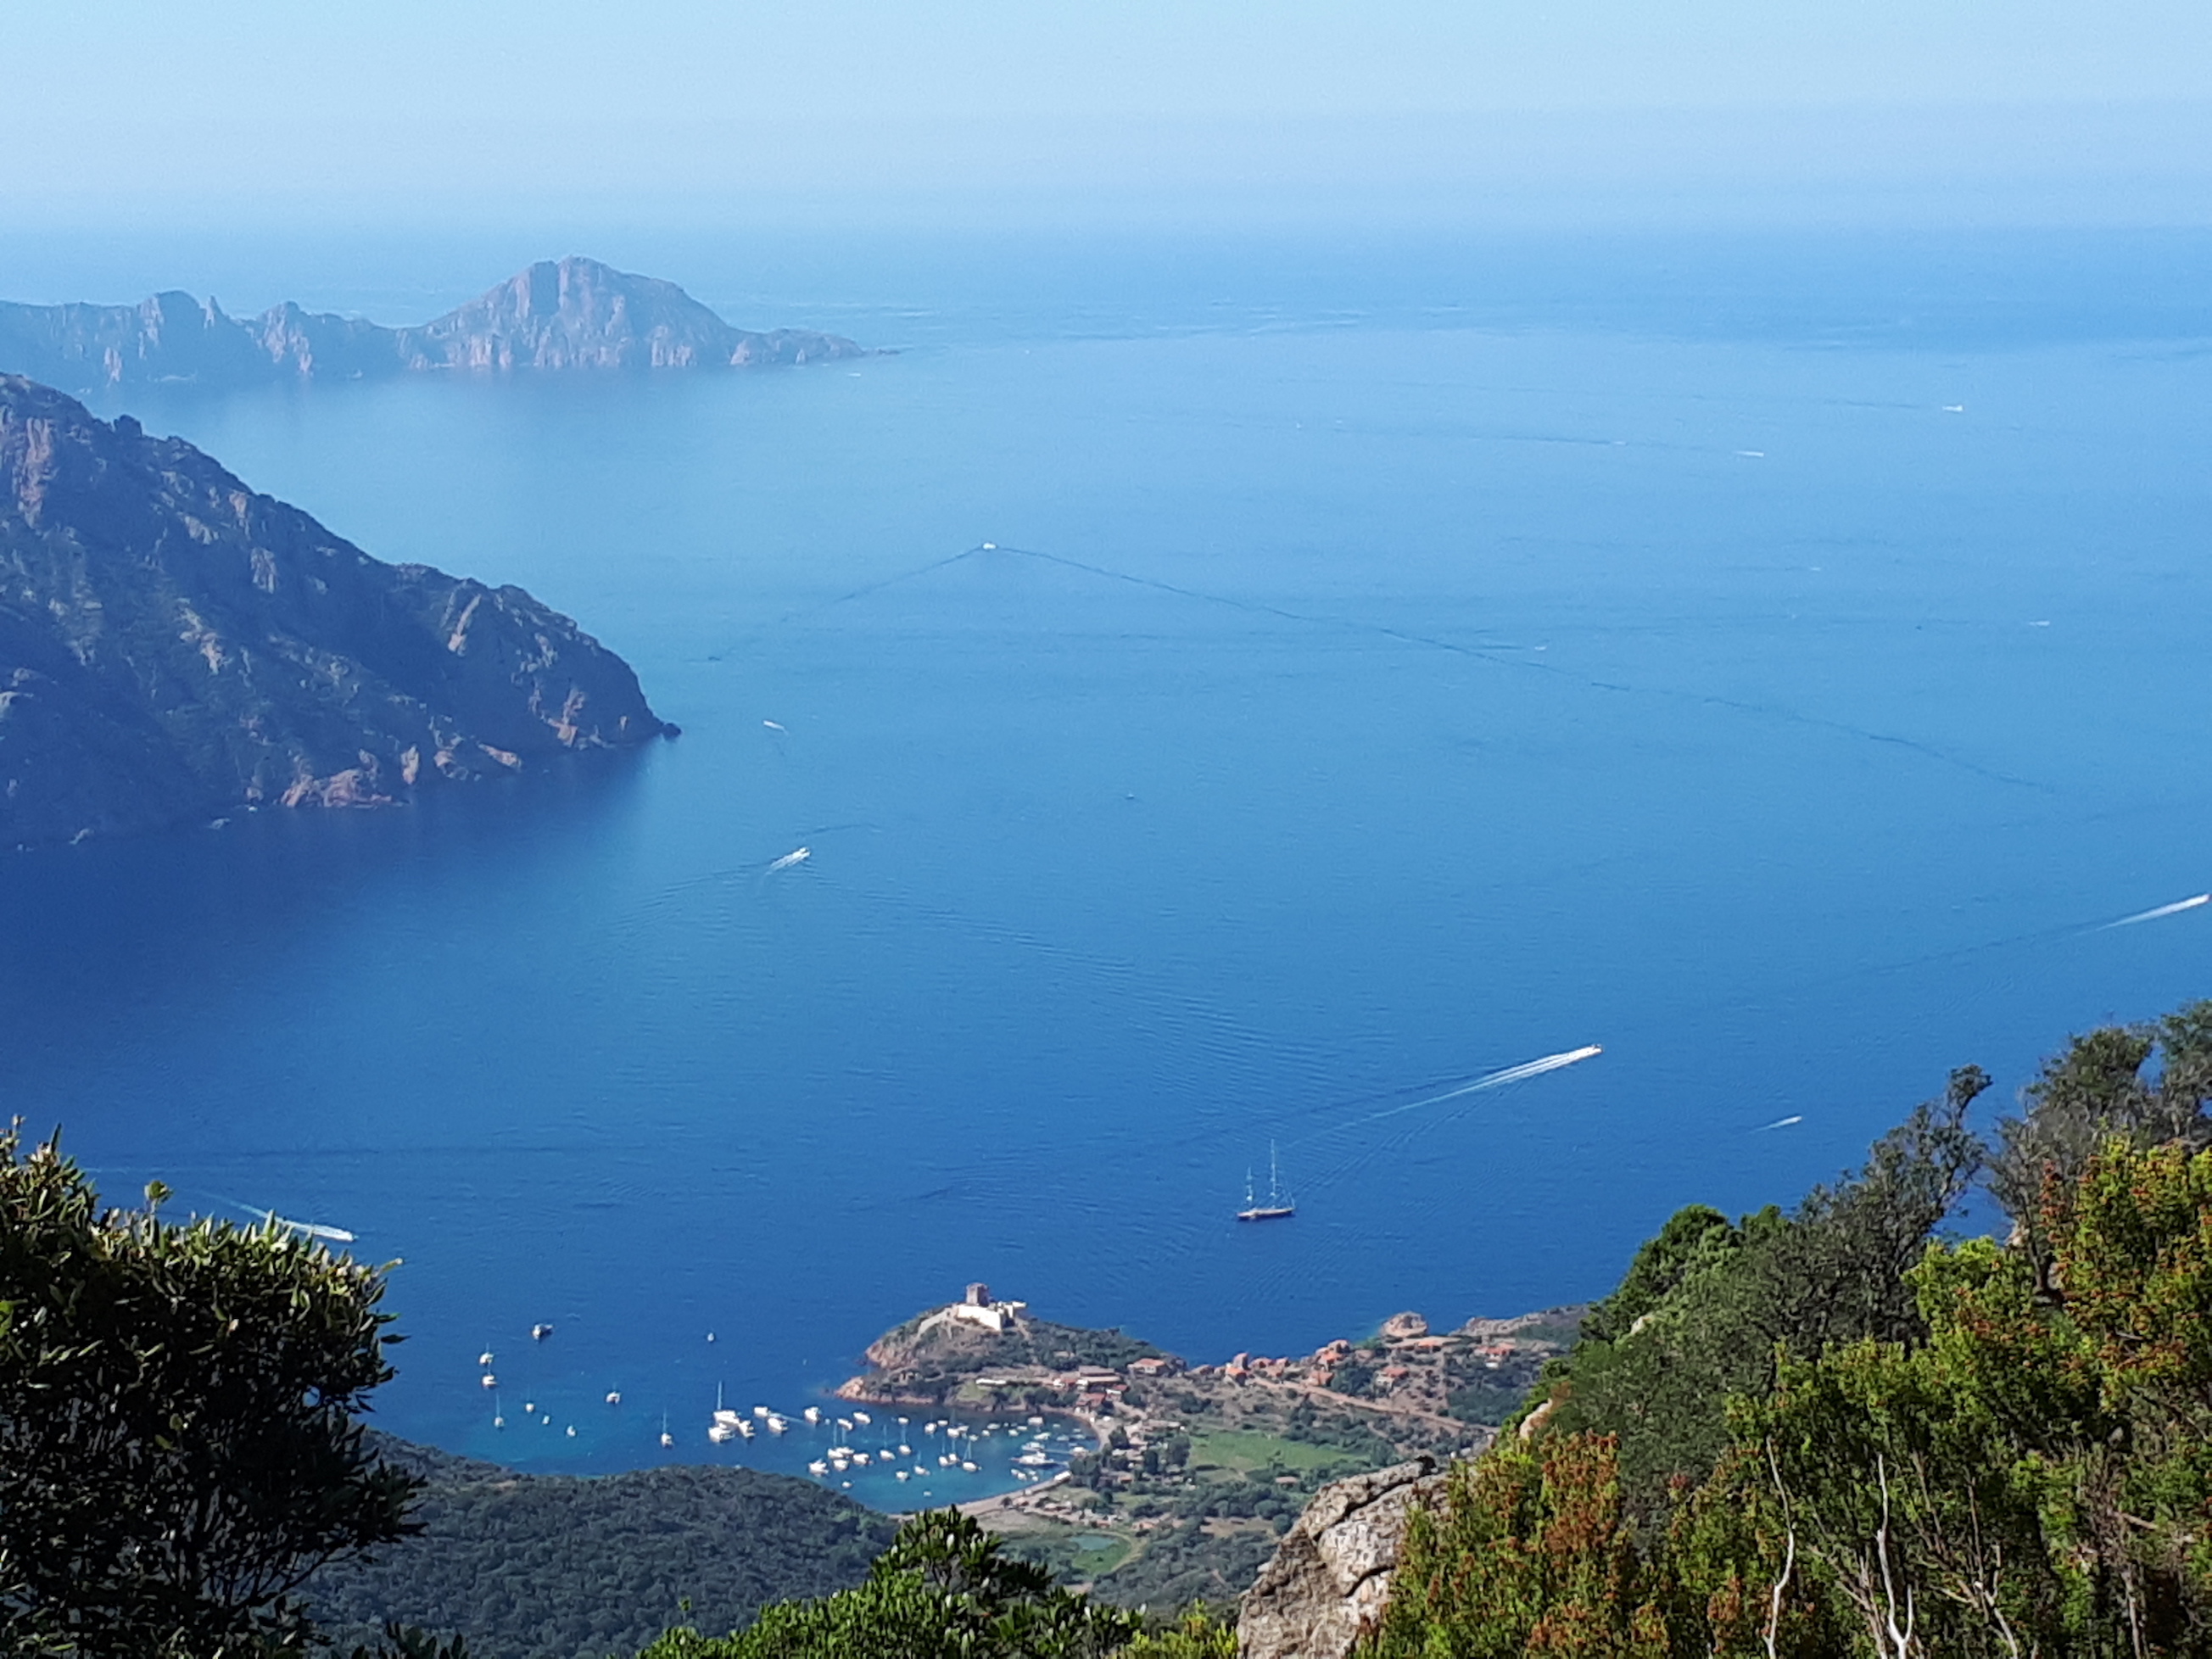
841;1287;1583;1608
0;375;668;848
0;256;867;391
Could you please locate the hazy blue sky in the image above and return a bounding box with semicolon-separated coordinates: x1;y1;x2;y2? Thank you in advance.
6;2;2211;228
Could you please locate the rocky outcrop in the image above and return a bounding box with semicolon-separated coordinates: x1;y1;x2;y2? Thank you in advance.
0;258;865;390
1237;1456;1445;1659
0;376;668;847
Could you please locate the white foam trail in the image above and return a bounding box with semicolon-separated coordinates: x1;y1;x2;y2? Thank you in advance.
1318;1046;1602;1139
1757;1115;1803;1131
269;1214;356;1243
2100;893;2209;930
767;846;812;872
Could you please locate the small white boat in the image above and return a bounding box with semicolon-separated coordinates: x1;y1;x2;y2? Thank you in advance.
852;1450;871;1465
852;1410;871;1425
897;1444;913;1455
762;719;787;733
494;1415;506;1429
708;1422;736;1444
737;1421;756;1438
960;1461;978;1472
767;1416;788;1433
478;1351;495;1367
752;1405;770;1418
896;1470;910;1482
524;1401;536;1415
660;1414;675;1450
713;1409;743;1427
531;1323;554;1340
566;1426;577;1438
606;1390;622;1405
808;1460;829;1476
768;847;811;873
803;1406;822;1424
481;1374;498;1389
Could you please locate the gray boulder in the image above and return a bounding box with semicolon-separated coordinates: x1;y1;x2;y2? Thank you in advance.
1237;1455;1444;1659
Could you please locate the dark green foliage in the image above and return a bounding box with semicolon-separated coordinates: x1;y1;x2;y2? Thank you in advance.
1989;1000;2212;1232
0;1126;416;1656
637;1509;1140;1659
1116;1606;1238;1658
1539;1070;1986;1509
1367;1002;2212;1658
342;1624;474;1659
1580;1204;1736;1344
309;1438;896;1659
1082;1518;1281;1611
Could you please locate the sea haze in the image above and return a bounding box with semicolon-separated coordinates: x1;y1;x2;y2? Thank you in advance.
4;229;2209;1500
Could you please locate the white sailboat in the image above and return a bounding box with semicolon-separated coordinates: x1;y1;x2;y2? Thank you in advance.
1237;1142;1296;1221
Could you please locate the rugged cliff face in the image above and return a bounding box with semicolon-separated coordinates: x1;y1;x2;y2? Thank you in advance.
0;376;668;848
0;257;865;389
1237;1457;1445;1659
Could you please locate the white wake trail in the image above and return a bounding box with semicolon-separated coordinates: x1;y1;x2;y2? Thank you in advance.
2100;893;2209;930
1315;1045;1603;1141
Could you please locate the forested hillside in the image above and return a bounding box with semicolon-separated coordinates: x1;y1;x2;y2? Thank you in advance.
310;1438;895;1659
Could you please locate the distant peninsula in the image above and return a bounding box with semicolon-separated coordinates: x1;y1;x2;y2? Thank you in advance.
0;256;867;392
0;375;668;849
838;1283;1584;1606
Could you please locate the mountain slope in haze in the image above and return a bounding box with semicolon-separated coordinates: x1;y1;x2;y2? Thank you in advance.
0;375;668;849
0;257;866;390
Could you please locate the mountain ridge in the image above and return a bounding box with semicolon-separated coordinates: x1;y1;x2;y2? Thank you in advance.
0;374;668;848
0;257;866;391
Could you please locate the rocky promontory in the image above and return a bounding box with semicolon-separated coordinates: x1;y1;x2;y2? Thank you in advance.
0;256;866;391
0;376;668;848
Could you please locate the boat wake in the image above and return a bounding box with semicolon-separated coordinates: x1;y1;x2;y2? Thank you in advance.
1299;1044;1603;1144
2098;893;2209;930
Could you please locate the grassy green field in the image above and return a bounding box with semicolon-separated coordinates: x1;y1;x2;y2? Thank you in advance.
993;1515;1137;1584
1188;1429;1345;1477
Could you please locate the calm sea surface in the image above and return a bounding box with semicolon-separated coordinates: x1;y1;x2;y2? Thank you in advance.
4;230;2209;1503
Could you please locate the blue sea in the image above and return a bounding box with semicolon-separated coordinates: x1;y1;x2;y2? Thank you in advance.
3;225;2209;1506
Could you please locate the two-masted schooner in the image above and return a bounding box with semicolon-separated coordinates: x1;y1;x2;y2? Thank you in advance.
1237;1142;1295;1221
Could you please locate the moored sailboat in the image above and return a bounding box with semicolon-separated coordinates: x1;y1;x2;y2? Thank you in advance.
1237;1142;1295;1221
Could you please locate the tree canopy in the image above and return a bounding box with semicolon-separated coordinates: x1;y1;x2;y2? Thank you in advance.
639;1509;1146;1659
0;1125;417;1656
1365;1000;2212;1659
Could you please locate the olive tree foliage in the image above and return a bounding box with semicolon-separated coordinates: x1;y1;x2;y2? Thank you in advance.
0;1125;419;1656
